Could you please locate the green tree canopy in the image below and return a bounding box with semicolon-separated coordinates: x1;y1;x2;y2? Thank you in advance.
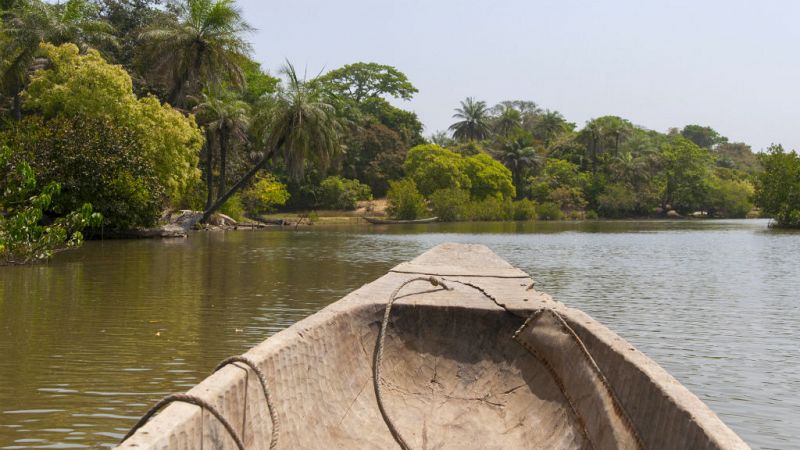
404;143;514;200
138;0;252;107
754;145;800;227
22;43;203;203
404;144;471;196
318;62;418;103
680;124;727;149
449;97;492;141
0;0;116;118
658;136;713;213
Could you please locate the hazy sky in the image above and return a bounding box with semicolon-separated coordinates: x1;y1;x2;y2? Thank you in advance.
237;0;800;151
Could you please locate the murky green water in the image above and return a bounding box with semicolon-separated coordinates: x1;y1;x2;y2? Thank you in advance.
1;220;798;449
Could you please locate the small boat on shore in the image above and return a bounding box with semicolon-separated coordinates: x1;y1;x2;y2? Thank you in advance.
118;243;747;450
364;216;438;225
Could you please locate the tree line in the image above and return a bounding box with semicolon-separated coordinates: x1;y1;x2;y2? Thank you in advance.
1;0;798;263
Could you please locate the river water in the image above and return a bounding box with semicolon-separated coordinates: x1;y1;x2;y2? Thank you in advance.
0;219;798;449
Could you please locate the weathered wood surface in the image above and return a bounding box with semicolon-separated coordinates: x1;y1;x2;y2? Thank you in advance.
117;243;748;450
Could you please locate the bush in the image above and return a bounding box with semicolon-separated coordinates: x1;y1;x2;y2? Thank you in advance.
404;144;471;196
241;175;290;215
24;44;203;204
319;176;372;210
597;183;638;218
0;146;101;264
429;188;470;221
464;153;516;200
537;202;563;220
754;146;800;227
707;176;753;218
512;199;537;221
586;210;599;220
465;197;513;221
220;194;245;221
3;115;164;229
404;144;515;200
386;179;428;220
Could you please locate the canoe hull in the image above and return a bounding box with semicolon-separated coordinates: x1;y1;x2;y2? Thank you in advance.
363;216;438;224
118;244;747;450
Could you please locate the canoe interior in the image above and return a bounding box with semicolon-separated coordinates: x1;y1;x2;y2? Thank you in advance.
118;243;747;450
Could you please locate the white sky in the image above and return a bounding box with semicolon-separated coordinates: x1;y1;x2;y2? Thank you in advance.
238;0;800;151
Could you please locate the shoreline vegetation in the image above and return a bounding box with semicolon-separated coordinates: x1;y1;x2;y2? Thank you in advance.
1;0;799;263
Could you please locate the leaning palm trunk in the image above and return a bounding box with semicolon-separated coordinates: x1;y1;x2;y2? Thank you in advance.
201;137;285;223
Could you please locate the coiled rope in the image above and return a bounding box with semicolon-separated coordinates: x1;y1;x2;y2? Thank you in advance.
373;275;639;450
120;356;279;449
373;276;452;450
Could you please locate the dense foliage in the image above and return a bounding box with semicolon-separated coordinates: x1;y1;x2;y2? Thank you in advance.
0;145;100;264
5;114;165;229
0;0;794;261
754;146;800;227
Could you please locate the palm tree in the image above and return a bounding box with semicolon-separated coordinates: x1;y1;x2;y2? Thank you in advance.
0;0;115;119
193;89;250;206
534;110;566;147
139;0;252;109
493;104;521;137
201;62;342;222
449;97;491;141
578;120;603;169
497;137;544;198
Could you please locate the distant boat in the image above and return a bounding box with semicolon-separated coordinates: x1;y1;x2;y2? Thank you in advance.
364;216;438;224
118;244;747;450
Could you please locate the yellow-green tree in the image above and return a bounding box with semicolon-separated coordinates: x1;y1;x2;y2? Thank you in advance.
23;43;203;204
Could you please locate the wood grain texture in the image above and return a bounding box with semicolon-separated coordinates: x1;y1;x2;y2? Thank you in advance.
117;243;748;450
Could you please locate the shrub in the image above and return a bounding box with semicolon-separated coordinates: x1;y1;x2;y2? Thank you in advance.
386;179;427;220
319;176;372;210
465;197;513;221
429;188;470;221
754;145;800;227
0;146;101;264
220;194;245;221
512;199;537;221
537;202;563;220
4;115;164;229
241;175;290;215
597;183;638;218
404;144;515;200
586;210;600;220
24;44;203;204
404;144;471;196
707;177;753;218
464;153;516;200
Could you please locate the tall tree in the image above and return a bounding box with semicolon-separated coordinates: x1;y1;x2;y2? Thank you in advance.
497;137;544;198
201;62;342;222
493;103;522;137
754;145;800;227
317;62;417;103
0;0;115;119
680;124;727;149
449;97;491;141
192;88;250;205
138;0;252;108
533;110;568;147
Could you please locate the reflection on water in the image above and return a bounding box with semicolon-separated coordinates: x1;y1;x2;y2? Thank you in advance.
1;220;798;449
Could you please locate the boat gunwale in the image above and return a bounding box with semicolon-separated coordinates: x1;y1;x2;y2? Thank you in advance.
117;243;748;450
